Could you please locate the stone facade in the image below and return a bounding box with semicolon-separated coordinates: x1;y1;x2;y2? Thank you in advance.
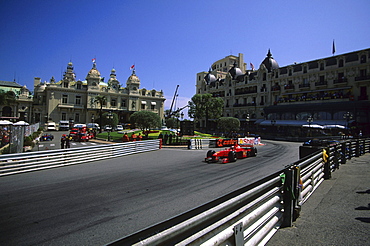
1;61;165;126
0;81;33;121
196;48;370;135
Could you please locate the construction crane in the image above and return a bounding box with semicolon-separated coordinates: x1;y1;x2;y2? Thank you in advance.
165;85;188;119
169;85;179;115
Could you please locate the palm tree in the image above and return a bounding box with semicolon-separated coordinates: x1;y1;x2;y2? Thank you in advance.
93;95;107;132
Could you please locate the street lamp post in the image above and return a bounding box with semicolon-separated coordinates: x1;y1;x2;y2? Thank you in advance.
343;112;352;138
107;111;113;141
307;116;313;137
271;119;276;136
246;114;250;134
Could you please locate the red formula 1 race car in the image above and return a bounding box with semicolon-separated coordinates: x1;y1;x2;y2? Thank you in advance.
205;144;257;164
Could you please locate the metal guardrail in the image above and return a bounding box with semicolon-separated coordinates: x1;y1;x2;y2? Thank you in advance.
0;140;161;177
109;138;370;245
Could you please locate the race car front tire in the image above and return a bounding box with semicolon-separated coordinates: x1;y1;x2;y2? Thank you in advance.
228;151;237;162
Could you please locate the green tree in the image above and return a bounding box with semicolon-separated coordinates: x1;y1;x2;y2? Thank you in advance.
188;93;223;129
100;112;118;128
165;117;179;129
218;117;240;137
130;111;161;131
93;95;107;132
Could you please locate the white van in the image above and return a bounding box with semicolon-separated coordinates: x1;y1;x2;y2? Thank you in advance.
59;121;69;131
46;122;57;131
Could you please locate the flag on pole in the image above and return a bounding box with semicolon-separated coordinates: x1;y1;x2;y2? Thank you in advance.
130;64;135;70
332;40;336;55
250;62;255;71
92;58;96;63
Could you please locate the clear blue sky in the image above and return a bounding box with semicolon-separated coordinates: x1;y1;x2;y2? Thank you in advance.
1;0;369;113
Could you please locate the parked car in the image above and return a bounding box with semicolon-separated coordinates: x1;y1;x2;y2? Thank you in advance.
104;125;112;131
87;123;100;130
40;134;54;141
58;120;70;131
46;122;57;131
115;125;124;131
73;123;86;128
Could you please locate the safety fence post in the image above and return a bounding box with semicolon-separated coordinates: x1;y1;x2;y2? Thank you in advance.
323;148;331;180
348;141;352;160
282;166;295;227
355;139;360;157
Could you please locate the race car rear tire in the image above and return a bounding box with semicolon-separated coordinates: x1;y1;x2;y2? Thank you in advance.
248;148;257;157
207;150;216;157
228;151;237;162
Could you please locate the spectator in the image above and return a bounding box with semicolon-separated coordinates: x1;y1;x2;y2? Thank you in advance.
61;134;66;149
122;133;129;142
65;135;72;148
169;133;173;145
131;133;137;141
163;132;169;145
137;133;143;141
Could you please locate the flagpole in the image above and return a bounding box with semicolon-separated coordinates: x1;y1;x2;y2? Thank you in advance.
332;39;336;56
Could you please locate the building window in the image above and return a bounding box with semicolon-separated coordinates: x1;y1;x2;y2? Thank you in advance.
62;95;68;104
75;113;80;122
121;99;126;107
360;69;367;77
320;63;324;71
111;98;117;107
360;55;367;64
62;113;67;120
63;82;68;88
76;83;82;89
141;101;146;110
75;95;81;105
339;59;344;67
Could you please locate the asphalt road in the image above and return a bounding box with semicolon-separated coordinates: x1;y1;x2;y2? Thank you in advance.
0;140;302;245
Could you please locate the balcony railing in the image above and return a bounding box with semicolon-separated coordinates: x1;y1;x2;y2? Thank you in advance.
355;75;370;81
58;103;84;109
284;84;295;90
315;81;328;86
233;102;256;107
271;86;281;91
299;84;310;88
333;77;348;84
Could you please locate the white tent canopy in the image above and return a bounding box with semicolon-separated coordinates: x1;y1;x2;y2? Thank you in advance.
323;124;346;129
13;121;29;126
302;124;324;129
0;120;13;125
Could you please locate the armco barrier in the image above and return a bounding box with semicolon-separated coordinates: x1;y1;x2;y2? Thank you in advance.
0;139;161;176
188;139;213;149
109;138;369;245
